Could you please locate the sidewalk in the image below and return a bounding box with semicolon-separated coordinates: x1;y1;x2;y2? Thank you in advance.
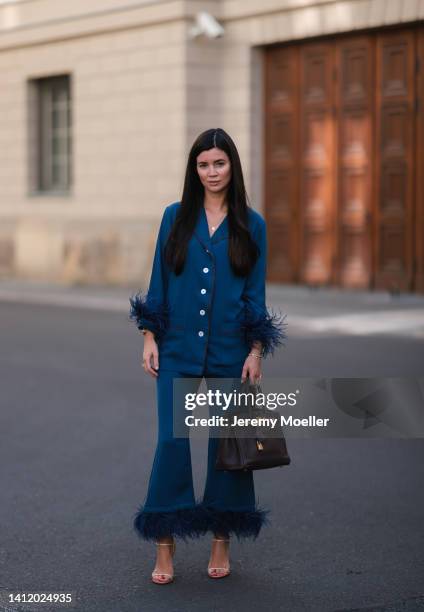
1;278;424;338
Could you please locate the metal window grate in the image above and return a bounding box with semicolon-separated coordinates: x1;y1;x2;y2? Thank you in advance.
35;74;72;193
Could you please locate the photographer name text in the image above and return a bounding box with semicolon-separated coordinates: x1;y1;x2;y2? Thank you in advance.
185;415;330;428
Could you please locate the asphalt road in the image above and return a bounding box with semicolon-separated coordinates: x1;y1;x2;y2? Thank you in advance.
1;282;423;612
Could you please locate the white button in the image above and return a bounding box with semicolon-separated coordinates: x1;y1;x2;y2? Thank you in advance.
201;288;206;294
203;267;209;273
198;331;204;337
200;309;205;315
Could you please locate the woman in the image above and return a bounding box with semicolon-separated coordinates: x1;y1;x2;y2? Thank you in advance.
129;128;286;584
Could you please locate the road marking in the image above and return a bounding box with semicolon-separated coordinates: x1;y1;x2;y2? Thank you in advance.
288;309;424;337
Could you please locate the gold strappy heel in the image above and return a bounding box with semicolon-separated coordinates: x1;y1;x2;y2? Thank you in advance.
208;538;231;579
151;541;176;584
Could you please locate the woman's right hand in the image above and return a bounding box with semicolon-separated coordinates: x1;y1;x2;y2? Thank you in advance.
142;331;159;377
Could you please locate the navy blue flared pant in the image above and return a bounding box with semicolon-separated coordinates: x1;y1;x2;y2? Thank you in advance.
133;360;270;541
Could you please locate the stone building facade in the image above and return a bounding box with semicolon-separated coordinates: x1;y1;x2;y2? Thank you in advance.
0;0;423;291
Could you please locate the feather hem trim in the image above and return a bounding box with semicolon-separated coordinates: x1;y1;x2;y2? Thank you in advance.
133;504;209;541
199;505;271;540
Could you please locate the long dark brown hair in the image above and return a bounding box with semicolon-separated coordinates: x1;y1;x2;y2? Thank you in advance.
164;128;259;277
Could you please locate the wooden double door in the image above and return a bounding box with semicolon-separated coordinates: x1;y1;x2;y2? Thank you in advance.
264;25;424;292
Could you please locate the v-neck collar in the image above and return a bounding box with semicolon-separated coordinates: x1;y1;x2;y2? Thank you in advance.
194;206;229;248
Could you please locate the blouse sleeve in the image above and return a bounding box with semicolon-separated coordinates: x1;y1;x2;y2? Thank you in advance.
241;216;287;357
128;206;172;341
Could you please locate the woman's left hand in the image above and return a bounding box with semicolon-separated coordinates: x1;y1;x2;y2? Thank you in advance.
241;354;262;384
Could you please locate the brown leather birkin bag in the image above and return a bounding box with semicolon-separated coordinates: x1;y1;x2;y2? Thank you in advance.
215;381;291;471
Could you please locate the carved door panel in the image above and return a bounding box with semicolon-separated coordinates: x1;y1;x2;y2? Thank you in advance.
299;42;336;285
415;28;424;292
374;30;415;291
264;46;300;282
335;36;374;288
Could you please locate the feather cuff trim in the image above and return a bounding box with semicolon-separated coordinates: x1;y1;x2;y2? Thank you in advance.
241;302;287;357
128;291;169;341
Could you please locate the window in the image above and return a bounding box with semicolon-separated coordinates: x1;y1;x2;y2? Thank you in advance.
31;74;72;193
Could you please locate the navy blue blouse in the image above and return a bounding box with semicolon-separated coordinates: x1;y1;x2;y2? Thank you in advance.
129;202;286;374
